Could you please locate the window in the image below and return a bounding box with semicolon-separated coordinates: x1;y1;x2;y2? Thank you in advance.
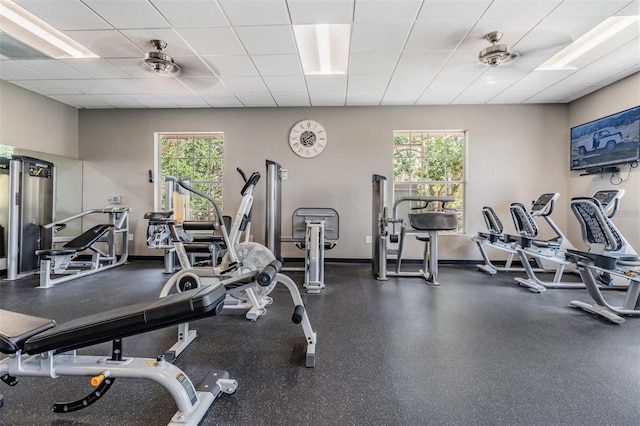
393;131;465;232
156;133;223;221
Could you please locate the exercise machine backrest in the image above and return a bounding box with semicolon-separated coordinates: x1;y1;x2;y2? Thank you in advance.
570;197;626;253
510;193;559;238
482;206;503;235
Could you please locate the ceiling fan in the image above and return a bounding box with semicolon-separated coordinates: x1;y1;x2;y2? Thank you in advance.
478;31;519;67
143;40;182;76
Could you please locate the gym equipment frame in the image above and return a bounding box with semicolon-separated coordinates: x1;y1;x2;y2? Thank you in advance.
35;207;131;289
372;174;458;285
147;176;318;366
0;280;241;425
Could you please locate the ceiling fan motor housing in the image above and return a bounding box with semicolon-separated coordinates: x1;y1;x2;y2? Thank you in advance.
143;40;182;76
479;44;512;67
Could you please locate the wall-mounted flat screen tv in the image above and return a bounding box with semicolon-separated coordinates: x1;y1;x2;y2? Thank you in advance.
570;105;640;171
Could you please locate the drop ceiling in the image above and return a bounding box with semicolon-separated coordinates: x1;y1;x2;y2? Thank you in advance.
0;0;638;109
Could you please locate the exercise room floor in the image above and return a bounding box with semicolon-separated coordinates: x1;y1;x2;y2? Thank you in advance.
1;261;638;426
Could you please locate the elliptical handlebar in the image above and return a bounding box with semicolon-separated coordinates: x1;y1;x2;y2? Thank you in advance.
240;171;260;196
177;179;226;229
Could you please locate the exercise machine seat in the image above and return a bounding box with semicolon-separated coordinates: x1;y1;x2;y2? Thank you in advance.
408;212;458;231
0;310;56;354
482;206;503;234
17;284;226;355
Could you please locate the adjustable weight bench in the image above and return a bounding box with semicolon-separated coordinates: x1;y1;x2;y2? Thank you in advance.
35;207;131;289
0;281;238;425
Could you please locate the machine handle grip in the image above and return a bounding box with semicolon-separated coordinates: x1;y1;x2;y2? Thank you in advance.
256;260;282;286
292;305;305;324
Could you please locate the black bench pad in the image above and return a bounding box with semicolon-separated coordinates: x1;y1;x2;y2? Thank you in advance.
0;311;56;354
22;284;226;355
63;224;113;251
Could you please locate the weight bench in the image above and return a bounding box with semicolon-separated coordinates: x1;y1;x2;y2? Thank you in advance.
0;281;237;425
35;207;131;289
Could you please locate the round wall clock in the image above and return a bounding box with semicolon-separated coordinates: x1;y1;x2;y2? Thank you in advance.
288;119;327;158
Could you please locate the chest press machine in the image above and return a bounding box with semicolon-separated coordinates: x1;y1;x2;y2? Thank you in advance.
0;264;292;425
372;175;458;285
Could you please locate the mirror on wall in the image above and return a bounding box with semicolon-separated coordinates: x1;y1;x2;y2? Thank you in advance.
0;145;83;271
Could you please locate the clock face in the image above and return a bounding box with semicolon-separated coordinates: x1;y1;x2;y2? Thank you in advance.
289;119;327;158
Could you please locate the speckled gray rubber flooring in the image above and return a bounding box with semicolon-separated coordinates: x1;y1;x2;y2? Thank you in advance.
0;261;639;426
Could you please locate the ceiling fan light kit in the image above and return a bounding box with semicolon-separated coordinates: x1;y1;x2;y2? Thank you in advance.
143;39;182;76
478;31;513;67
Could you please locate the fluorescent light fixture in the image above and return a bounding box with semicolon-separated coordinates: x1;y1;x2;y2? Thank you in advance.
293;24;350;75
537;16;639;70
0;0;98;59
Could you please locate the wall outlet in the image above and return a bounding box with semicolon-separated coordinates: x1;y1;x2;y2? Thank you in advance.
365;235;372;244
128;234;134;241
109;195;122;204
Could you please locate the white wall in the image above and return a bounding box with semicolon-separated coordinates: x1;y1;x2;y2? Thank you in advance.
0;81;79;158
78;103;568;260
567;72;640;252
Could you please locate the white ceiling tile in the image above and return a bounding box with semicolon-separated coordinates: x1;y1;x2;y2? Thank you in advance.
92;94;144;107
138;78;193;95
509;70;576;88
348;52;400;75
59;79;118;94
126;94;176;107
552;68;625;87
252;54;303;76
525;84;591;103
202;56;258;77
288;0;354;24
219;0;289;26
488;87;546;104
11;79;81;94
617;0;640;16
380;90;421;105
49;94;111;107
179;77;230;96
459;18;542;51
394;51;453;75
150;0;228;27
309;91;346;106
60;59;130;78
82;0;170;29
98;78;153;94
235;26;297;55
354;0;422;22
386;75;431;93
451;88;500;104
119;30;194;56
437;50;480;72
271;92;311;106
176;28;245;56
352;22;412;53
0;61;47;80
471;69;528;89
405;20;473;51
235;92;277;107
417;1;492;21
347;74;390;92
202;95;243;107
12;60;89;79
482;1;561;20
548;1;633;18
346;90;384;105
163;95;209;107
174;57;217;78
15;0;112;30
305;74;347;91
263;75;307;92
221;76;268;92
64;30;143;58
415;86;460;104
